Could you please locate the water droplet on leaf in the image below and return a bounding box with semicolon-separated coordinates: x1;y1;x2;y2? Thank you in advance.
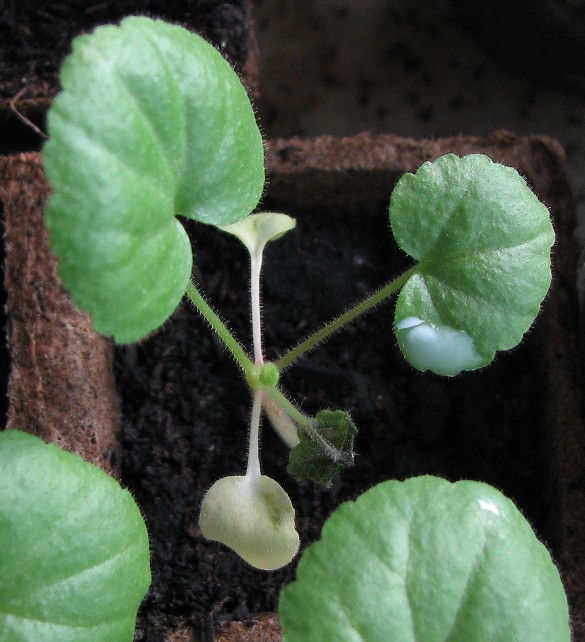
396;316;486;376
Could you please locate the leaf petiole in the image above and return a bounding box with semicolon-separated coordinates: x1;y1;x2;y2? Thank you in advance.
275;265;418;370
185;280;254;376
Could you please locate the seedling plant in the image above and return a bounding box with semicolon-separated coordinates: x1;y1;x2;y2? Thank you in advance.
1;14;566;642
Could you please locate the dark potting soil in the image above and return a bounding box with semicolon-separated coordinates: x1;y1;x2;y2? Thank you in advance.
115;192;554;638
0;0;251;101
0;1;254;156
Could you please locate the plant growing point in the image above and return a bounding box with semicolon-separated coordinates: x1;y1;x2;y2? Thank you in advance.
259;362;280;387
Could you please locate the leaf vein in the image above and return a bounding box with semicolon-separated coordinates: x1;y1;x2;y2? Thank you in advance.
1;545;138;605
442;538;489;642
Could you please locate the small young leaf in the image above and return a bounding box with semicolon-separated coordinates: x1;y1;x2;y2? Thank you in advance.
199;474;299;571
0;430;151;642
390;154;554;375
43;17;265;343
219;212;296;256
287;410;357;487
280;476;570;642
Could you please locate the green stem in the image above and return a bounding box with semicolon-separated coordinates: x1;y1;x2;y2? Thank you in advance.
275;266;417;370
186;280;254;376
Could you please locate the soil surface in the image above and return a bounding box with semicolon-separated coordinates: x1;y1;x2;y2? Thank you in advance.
116;166;558;639
0;1;255;155
0;0;251;101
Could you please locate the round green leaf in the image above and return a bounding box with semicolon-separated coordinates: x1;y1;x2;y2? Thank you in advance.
43;17;265;343
390;154;554;375
0;430;151;642
280;476;569;642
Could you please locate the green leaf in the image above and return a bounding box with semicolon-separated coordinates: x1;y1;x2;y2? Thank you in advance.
280;476;570;642
0;430;151;642
390;154;554;375
43;17;265;343
287;410;357;487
